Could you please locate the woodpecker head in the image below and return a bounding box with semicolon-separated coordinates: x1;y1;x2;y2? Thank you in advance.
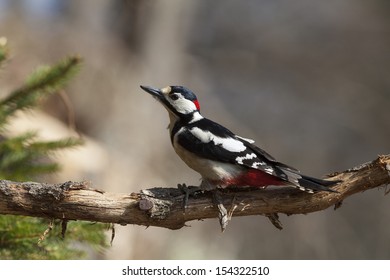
140;85;200;119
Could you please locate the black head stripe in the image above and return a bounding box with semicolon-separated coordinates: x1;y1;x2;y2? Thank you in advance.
170;86;198;101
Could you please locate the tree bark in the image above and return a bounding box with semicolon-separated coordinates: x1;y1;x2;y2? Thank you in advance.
0;155;389;230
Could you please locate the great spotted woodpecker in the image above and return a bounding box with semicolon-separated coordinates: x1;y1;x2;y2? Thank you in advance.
140;85;338;193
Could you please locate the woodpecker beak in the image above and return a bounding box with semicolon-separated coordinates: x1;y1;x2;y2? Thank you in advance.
140;85;164;101
141;85;175;112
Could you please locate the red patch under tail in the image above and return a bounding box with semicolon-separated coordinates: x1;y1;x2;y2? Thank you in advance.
217;169;286;187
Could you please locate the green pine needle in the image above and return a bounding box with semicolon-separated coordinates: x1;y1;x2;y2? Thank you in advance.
0;56;82;122
0;37;8;64
0;133;82;180
0;51;109;259
30;137;83;153
0;216;108;259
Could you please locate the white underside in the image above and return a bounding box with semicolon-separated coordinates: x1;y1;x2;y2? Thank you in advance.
173;140;244;183
168;113;245;189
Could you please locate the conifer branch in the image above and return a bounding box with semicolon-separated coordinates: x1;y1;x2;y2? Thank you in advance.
0;48;106;259
0;155;389;231
0;56;83;180
0;56;82;121
0;37;8;64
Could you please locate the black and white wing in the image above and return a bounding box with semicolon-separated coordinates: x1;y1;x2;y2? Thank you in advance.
175;118;289;179
175;118;337;192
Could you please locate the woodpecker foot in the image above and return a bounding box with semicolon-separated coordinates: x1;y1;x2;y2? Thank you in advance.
177;183;202;211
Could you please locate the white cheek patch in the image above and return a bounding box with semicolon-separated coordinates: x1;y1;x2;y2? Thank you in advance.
190;127;247;153
167;94;197;114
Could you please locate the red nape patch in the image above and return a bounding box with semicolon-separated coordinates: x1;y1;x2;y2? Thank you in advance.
193;100;200;111
225;169;286;187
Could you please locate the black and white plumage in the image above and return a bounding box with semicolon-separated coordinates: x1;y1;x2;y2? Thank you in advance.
140;85;338;193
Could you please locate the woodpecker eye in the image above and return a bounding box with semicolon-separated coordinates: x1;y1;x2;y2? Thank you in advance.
170;93;179;100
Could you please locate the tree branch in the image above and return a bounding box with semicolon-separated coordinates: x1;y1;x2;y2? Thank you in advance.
0;155;389;230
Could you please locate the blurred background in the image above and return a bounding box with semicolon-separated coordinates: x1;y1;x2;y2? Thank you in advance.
0;0;389;259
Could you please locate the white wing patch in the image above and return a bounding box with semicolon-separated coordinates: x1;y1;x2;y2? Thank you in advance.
236;135;255;144
189;127;247;153
235;153;257;164
264;167;274;175
251;161;266;168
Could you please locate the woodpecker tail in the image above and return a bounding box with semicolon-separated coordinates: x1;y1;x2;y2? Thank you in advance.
297;175;340;193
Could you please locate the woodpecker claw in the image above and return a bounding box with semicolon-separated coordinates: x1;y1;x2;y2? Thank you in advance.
177;183;202;211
